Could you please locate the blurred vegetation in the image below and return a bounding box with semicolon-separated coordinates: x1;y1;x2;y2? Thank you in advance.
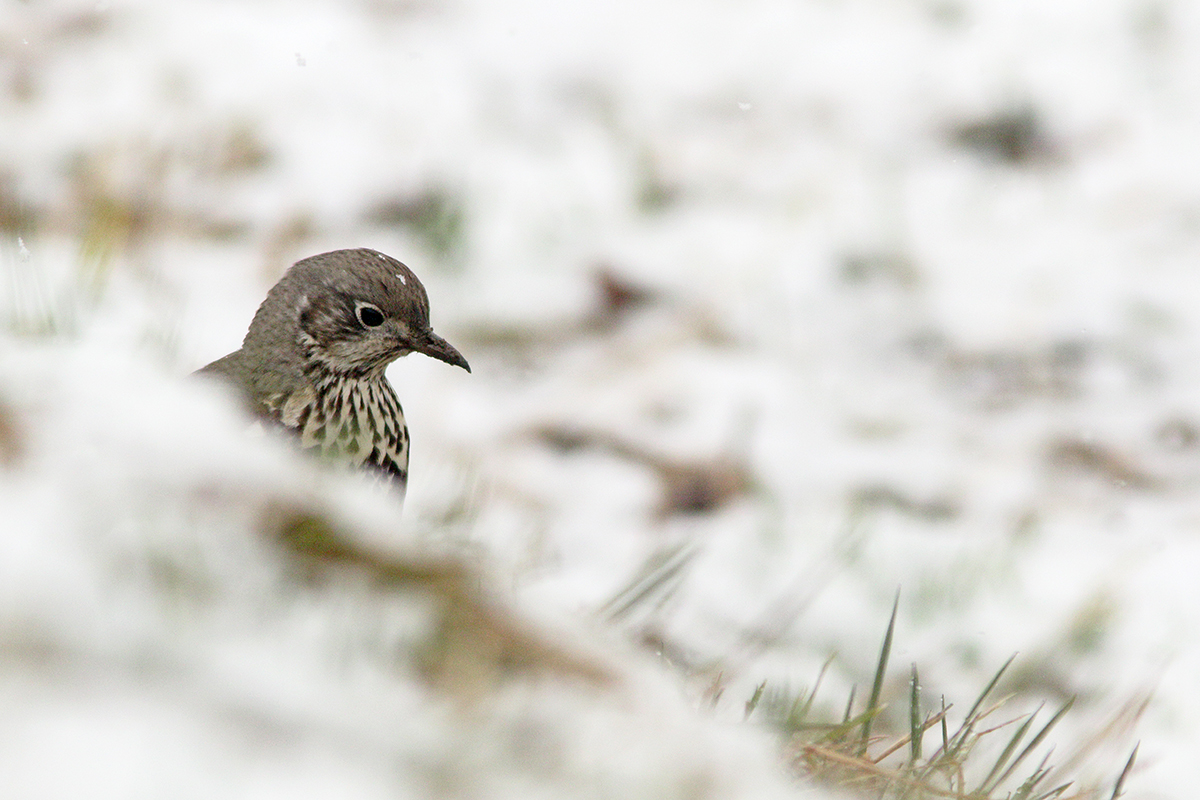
744;601;1142;799
365;186;468;264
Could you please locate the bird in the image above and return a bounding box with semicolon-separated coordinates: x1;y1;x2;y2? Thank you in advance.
198;248;470;495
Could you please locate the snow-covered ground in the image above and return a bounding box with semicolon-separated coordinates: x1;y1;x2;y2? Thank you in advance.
4;0;1199;796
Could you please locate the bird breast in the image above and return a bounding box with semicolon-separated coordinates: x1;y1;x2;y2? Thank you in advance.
278;373;411;486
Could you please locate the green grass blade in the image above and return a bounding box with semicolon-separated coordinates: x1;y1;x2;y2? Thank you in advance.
909;663;922;763
1030;780;1074;800
940;694;949;752
600;543;696;620
859;591;900;756
939;652;1016;762
1011;750;1054;800
782;689;809;732
989;697;1074;791
913;695;954;777
960;653;1016;726
745;680;767;720
1012;769;1046;800
821;706;885;744
977;703;1042;794
796;654;833;727
843;684;857;725
1109;742;1138;800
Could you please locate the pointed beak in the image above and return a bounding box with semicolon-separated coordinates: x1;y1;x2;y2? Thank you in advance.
416;329;471;373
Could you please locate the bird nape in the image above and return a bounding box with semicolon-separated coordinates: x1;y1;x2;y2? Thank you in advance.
197;248;470;496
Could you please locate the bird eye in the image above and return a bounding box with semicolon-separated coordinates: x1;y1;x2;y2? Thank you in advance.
356;303;385;328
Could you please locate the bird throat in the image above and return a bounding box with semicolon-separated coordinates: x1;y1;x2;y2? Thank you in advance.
277;371;410;489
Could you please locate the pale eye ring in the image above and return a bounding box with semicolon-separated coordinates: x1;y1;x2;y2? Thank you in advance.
356;302;385;328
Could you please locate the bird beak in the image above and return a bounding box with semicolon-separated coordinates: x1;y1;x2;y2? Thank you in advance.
416;329;471;373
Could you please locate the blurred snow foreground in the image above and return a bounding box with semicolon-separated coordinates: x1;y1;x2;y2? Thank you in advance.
0;335;809;799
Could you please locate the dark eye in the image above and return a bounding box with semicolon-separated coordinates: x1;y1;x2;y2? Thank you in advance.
356;304;385;328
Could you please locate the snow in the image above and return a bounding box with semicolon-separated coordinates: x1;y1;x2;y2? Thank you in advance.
4;0;1199;796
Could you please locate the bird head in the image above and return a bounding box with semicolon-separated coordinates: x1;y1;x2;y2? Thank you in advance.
256;249;470;378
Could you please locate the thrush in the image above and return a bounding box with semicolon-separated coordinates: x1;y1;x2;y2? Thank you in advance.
199;248;470;493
